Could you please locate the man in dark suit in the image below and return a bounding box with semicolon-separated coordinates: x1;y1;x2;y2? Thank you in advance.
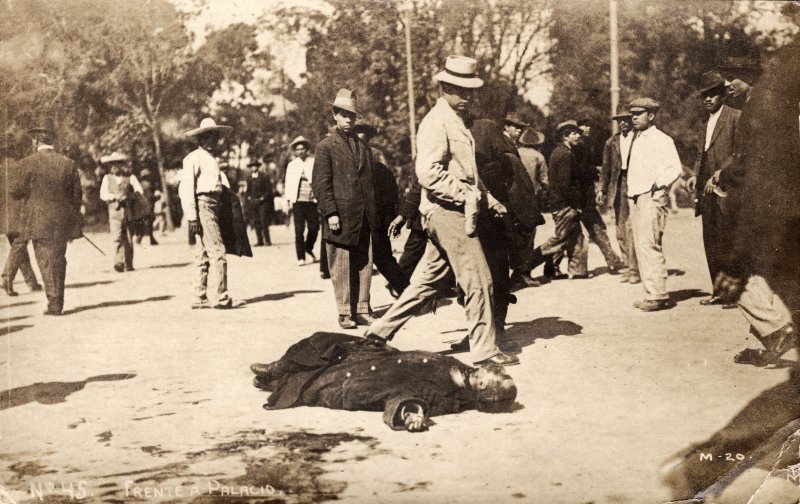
1;156;42;296
245;158;273;246
599;113;640;283
249;332;517;432
312;89;379;329
688;71;741;307
12;127;83;315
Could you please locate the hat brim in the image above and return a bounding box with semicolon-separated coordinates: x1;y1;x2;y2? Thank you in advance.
697;81;727;95
28;127;52;135
100;155;128;164
434;71;484;89
519;130;545;147
329;102;359;115
504;119;529;129
611;114;632;121
557;125;580;135
184;125;232;138
628;107;656;113
290;140;311;150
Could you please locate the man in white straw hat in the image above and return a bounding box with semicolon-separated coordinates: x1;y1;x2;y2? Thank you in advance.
312;89;379;329
179;117;240;309
285;135;318;265
99;151;145;272
365;55;518;367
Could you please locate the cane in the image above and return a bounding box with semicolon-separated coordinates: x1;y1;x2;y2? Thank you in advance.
82;235;107;256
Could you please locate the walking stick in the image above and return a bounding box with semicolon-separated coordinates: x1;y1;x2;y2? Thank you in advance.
82;235;107;256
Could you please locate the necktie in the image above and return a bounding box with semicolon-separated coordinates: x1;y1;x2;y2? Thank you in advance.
625;131;638;171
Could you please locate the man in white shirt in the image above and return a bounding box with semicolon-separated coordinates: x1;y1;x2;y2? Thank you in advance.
99;152;144;272
179;118;237;309
626;98;682;311
284;136;318;266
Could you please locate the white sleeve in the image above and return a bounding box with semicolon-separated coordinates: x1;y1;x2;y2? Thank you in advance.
99;175;112;202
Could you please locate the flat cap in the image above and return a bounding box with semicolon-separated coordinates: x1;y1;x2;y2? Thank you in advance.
556;120;580;134
611;112;632;121
628;97;660;113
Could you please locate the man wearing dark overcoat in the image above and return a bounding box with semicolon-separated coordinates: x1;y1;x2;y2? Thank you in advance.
1;156;42;296
249;332;517;432
599;113;640;283
312;89;379;329
689;71;740;307
245;158;273;247
12;127;82;315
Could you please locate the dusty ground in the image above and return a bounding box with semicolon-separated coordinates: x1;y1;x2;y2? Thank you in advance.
1;209;799;504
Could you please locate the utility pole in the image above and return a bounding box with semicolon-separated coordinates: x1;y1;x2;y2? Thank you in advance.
609;0;620;134
401;1;417;158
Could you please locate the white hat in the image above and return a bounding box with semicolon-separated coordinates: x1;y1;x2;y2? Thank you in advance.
100;151;128;164
184;117;232;138
433;55;484;89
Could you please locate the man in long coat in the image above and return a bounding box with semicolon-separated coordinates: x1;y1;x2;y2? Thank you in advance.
690;71;740;307
249;332;517;432
313;89;378;329
1;156;42;296
12;127;82;315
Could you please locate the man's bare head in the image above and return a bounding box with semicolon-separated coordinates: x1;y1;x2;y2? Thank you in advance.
471;364;517;412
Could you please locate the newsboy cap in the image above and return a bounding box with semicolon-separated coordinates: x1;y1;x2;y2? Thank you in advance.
556;120;580;135
628;98;660;113
611;112;632;121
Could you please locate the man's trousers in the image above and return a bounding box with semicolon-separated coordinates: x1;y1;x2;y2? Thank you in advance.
32;239;68;313
2;234;39;288
631;191;670;301
542;207;588;276
292;201;319;261
738;275;793;342
194;195;229;304
109;212;133;270
326;225;373;316
700;194;726;294
613;173;639;278
253;203;272;246
372;224;409;295
581;189;623;269
368;207;501;364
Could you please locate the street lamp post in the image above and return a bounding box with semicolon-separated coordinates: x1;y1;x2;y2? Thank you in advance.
609;0;620;133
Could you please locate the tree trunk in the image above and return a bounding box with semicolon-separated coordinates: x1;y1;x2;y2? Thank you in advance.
149;117;175;231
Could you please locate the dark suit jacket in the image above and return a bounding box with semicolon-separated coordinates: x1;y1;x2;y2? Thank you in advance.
263;332;474;430
245;172;274;212
547;144;583;211
694;104;740;216
312;128;378;247
12;149;82;241
0;157;24;236
371;148;399;230
600;132;628;208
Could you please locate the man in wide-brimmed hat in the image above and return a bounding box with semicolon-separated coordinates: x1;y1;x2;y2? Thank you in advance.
11;126;82;315
518;127;549;211
178;117;241;309
285;135;318;266
99;151;146;272
599;112;640;284
528;120;588;281
245;157;273;247
312;89;379;329
365;55;518;367
626;97;682;312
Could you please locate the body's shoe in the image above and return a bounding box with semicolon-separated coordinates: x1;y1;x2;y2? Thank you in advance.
29;283;43;292
338;315;357;329
320;272;330;279
191;298;211;310
498;340;522;353
474;352;520;366
297;259;305;266
43;309;63;316
353;313;377;325
699;296;725;306
113;263;125;273
215;299;246;309
450;336;470;353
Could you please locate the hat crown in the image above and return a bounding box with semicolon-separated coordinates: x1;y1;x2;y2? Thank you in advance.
199;117;219;128
699;71;725;90
628;97;660;112
445;55;478;76
557;120;579;132
331;88;358;113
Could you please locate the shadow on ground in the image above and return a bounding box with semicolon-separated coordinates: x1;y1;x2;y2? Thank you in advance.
147;262;191;270
0;373;137;410
64;295;173;315
670;289;708;303
505;317;583;348
0;324;33;337
245;290;323;305
66;280;115;289
0;300;36;311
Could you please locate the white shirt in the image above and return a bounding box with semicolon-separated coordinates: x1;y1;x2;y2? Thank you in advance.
627;125;682;196
704;107;722;150
178;147;230;221
619;132;633;171
284;156;315;204
99;173;144;202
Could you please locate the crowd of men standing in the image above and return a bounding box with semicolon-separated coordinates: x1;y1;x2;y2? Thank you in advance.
1;44;797;373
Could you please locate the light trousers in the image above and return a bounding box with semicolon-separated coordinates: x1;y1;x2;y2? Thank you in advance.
631;191;669;301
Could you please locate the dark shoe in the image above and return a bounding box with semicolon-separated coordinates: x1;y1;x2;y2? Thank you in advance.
722;303;737;310
320;272;330;279
450;336;470;353
113;263;125;273
254;242;264;247
733;348;770;367
338;315;357;329
475;352;520;366
250;361;281;379
43;309;63;316
545;271;568;281
29;284;43;292
700;296;725;306
252;376;273;391
569;274;590;280
125;265;135;272
215;299;245;309
149;239;159;246
2;279;18;297
634;299;672;312
353;313;377;325
510;273;540;288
